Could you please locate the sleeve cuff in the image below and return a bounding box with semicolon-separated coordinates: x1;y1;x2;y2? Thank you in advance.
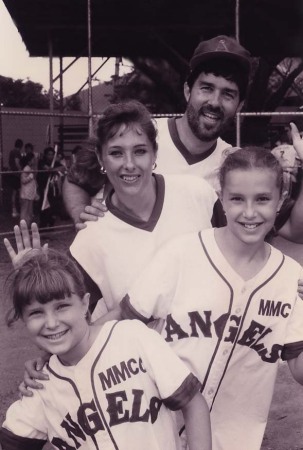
0;428;46;450
281;341;303;361
163;373;202;411
120;295;151;324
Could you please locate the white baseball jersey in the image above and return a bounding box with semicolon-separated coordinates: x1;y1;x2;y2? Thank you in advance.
155;117;230;192
121;228;303;450
70;173;220;316
1;320;200;450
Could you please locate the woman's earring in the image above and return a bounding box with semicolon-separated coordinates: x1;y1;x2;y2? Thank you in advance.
152;162;157;171
100;166;107;174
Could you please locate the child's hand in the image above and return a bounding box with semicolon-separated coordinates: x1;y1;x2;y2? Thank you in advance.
4;220;48;269
19;357;50;398
290;122;303;162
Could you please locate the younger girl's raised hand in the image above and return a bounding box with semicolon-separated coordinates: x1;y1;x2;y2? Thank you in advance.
3;220;48;268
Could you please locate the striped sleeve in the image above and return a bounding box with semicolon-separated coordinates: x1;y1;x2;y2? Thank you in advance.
163;373;201;411
0;428;46;450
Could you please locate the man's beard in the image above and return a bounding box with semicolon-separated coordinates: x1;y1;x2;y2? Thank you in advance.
186;103;232;143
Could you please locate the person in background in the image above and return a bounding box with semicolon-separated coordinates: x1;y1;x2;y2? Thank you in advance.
20;153;38;226
71;144;82;164
8;138;23;218
24;142;34;157
271;126;302;200
37;147;66;229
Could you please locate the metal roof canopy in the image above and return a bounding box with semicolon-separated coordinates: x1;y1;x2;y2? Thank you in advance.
4;0;303;68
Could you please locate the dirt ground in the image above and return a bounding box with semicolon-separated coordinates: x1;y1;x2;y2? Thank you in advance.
0;213;303;449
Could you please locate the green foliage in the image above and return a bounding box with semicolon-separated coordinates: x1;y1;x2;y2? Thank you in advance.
64;93;82;111
110;58;186;113
0;75;62;109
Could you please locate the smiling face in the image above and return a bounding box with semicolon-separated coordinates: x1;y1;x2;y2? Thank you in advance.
184;72;243;142
220;168;283;247
100;123;157;200
22;293;90;366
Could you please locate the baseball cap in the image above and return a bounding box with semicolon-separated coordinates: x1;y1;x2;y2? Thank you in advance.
189;35;251;75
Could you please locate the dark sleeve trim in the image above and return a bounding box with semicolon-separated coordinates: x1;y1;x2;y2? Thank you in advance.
0;428;46;450
275;199;294;231
211;199;227;228
163;373;202;411
120;295;151;324
281;340;303;361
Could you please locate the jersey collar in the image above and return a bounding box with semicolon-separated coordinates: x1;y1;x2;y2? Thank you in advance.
105;173;165;232
168;117;217;164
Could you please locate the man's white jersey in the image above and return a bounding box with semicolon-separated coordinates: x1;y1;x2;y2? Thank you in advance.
70;174;219;315
155;117;230;192
2;320;200;450
121;228;303;450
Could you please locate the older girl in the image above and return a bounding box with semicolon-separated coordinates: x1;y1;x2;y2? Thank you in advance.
119;147;303;450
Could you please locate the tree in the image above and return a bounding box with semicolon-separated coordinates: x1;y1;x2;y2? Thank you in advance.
241;57;303;145
0;75;75;110
110;58;186;113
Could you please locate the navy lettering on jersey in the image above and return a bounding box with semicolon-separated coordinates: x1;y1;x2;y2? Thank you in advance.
130;389;150;423
162;310;284;364
238;320;283;363
188;311;212;337
224;315;241;343
77;400;104;435
51;437;76;450
165;311;214;342
60;413;86;447
51;389;163;448
99;358;146;391
165;314;189;342
106;390;162;426
258;299;291;318
106;390;129;426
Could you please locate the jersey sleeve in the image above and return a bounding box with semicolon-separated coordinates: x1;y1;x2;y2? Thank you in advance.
69;225;105;295
67;250;102;312
211;198;227;228
282;269;303;360
274;198;294;232
120;238;182;322
126;320;201;410
1;393;48;443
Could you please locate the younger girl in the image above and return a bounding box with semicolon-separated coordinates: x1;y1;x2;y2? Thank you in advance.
0;249;211;450
119;147;303;450
20;153;38;226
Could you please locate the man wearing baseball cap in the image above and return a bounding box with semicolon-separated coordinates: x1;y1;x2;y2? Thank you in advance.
155;34;251;192
63;34;303;243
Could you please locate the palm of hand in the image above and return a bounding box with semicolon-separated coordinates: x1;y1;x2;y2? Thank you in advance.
3;221;47;269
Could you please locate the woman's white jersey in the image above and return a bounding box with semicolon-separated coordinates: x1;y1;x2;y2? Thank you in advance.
70;174;220;315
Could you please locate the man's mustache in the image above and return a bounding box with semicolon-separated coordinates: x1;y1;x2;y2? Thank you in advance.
198;106;224;120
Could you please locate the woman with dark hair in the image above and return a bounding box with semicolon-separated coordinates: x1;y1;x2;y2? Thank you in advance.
68;100;222;316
